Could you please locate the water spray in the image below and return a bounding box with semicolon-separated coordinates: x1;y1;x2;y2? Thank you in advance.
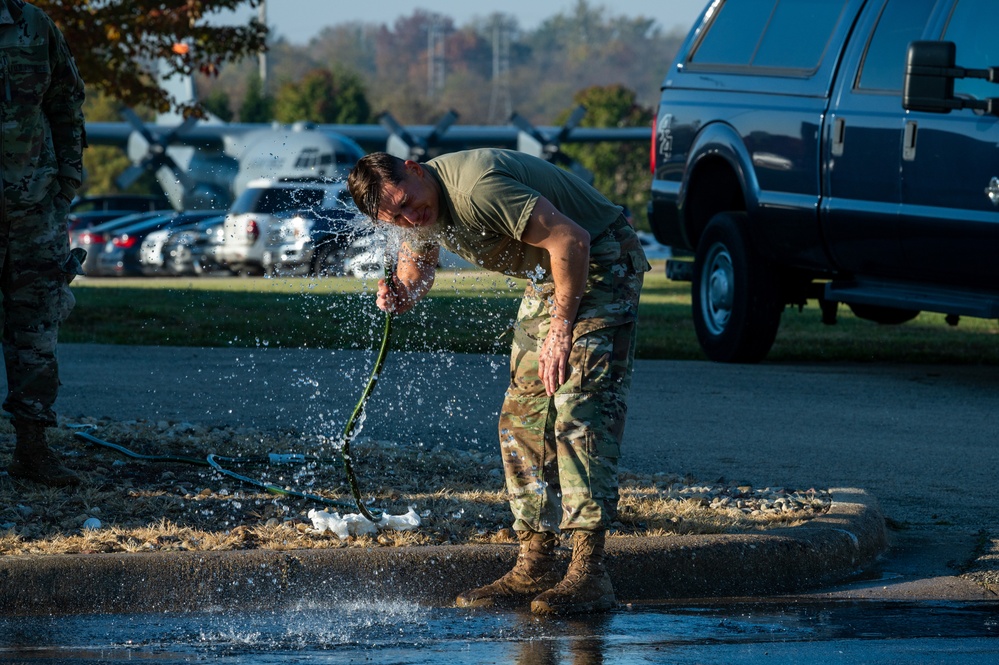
69;260;411;535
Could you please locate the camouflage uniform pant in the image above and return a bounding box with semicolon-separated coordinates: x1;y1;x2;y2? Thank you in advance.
499;216;650;533
1;196;79;426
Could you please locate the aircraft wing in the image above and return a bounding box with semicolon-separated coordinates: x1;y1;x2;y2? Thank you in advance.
318;123;650;151
87;121;651;152
87;122;231;151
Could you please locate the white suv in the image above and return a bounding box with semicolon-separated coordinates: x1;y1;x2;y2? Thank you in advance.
217;178;354;275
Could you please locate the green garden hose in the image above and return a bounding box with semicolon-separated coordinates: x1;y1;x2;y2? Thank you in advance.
338;262;394;522
73;429;366;513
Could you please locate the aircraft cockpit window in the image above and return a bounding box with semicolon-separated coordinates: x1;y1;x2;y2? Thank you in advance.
295;148;322;169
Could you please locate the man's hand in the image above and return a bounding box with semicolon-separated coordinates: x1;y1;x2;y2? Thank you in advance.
375;241;439;315
539;317;573;396
520;196;591;396
376;275;413;314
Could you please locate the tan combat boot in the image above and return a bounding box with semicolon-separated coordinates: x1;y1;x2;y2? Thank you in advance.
530;530;615;615
7;419;80;487
455;529;560;607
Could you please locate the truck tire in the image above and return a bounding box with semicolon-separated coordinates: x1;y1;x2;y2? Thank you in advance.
847;303;920;325
692;212;783;363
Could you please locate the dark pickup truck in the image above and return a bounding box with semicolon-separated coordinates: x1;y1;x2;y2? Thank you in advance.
648;0;999;362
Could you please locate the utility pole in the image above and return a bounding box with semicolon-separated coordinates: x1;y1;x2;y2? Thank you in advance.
258;0;269;94
427;17;446;100
488;16;513;123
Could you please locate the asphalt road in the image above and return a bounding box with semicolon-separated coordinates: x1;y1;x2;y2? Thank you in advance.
9;343;999;598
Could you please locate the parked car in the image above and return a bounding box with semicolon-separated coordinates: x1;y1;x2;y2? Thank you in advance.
94;211;220;277
217;178;355;275
161;216;228;276
649;0;999;362
343;231;387;279
139;212;226;275
73;211;171;275
67;209;143;236
261;207;373;277
66;195;173;241
70;194;170;214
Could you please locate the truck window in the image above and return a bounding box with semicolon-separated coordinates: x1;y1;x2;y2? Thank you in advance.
943;0;999;100
856;0;936;91
689;0;849;71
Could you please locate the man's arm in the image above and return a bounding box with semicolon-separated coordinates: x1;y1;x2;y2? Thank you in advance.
376;241;439;314
520;196;591;396
42;17;86;203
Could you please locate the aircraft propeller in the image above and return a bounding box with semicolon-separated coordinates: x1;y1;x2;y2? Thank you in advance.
116;108;199;192
379;109;460;161
510;105;593;184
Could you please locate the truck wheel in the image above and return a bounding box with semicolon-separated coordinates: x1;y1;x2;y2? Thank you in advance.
847;303;919;325
692;212;783;363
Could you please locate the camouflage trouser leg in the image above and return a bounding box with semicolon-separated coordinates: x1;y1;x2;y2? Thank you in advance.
1;199;77;426
500;320;638;533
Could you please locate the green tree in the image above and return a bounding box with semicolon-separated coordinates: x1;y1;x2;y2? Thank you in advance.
202;89;234;122
273;68;371;124
239;72;274;122
37;0;267;116
80;92;159;196
559;85;653;229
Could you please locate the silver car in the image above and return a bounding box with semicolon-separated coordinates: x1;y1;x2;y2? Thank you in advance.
217;178;353;275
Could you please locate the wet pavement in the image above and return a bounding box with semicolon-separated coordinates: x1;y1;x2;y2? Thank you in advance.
1;599;997;664
2;345;998;660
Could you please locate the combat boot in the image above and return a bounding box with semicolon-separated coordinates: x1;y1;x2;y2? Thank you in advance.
530;530;615;615
7;419;80;487
456;529;560;607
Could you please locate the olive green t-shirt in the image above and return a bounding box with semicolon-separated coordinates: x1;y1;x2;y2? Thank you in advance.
411;149;623;280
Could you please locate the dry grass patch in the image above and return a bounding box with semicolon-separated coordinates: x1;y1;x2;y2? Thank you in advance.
0;418;830;556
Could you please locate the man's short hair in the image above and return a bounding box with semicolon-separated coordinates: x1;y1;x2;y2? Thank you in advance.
347;152;408;221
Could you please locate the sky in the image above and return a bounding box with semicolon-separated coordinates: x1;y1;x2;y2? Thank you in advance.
225;0;709;44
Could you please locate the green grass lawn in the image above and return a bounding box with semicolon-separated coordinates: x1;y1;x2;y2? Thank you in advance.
63;261;999;364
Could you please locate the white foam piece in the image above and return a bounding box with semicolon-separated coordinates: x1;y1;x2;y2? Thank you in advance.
308;505;421;539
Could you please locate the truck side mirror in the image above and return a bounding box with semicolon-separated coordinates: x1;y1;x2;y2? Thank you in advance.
903;41;999;115
903;41;958;113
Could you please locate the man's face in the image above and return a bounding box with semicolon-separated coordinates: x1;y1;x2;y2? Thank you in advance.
376;161;439;229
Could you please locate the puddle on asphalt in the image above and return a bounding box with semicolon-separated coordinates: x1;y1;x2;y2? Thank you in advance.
1;600;997;664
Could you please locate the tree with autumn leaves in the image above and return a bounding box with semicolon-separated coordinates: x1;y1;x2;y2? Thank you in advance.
35;0;266;117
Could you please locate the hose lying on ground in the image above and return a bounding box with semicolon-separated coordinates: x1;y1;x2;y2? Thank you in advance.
73;428;373;514
71;262;398;523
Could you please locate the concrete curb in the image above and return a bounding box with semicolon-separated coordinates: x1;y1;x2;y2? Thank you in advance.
0;488;886;616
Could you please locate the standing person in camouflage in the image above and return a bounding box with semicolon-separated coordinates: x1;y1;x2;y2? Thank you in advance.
348;148;650;615
1;0;86;487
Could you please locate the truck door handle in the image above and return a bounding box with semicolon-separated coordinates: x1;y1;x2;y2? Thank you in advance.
831;117;846;156
903;120;917;161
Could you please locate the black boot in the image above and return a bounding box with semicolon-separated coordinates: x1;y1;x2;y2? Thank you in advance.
7;419;80;487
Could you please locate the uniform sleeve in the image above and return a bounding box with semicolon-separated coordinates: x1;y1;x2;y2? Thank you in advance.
42;16;86;200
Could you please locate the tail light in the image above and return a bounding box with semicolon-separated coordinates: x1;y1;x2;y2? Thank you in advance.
80;231;104;245
650;114;657;175
112;234;138;249
246;219;260;242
